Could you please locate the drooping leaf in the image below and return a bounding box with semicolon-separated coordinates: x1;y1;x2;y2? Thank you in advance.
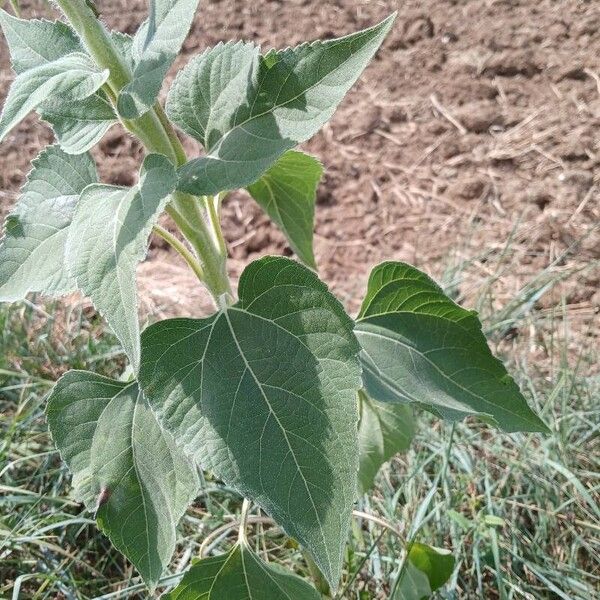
355;262;548;432
117;0;200;118
46;370;199;589
66;154;177;370
0;9;81;74
40;92;117;154
163;543;320;599
357;390;414;493
0;52;109;142
0;146;97;301
168;15;395;195
138;256;361;589
393;543;455;599
246;150;322;269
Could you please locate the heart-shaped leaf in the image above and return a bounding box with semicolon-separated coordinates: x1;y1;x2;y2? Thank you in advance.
66;154;177;370
247;150;322;269
0;146;97;301
138;256;361;589
40;92;116;155
167;15;395;195
163;543;320;599
46;370;199;589
355;262;548;432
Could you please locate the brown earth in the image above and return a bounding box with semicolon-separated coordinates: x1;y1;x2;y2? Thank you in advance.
1;0;598;367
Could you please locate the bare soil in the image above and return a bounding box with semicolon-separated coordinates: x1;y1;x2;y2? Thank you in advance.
1;0;598;365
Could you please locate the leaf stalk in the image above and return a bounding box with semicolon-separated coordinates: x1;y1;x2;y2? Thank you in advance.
238;498;251;545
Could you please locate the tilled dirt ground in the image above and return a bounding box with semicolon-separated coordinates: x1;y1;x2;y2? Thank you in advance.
1;0;598;366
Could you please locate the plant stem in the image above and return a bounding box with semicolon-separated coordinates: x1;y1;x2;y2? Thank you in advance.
198;515;277;558
165;201;232;303
238;498;251;546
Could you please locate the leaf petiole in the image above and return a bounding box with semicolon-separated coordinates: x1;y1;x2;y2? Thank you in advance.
238;498;251;545
152;224;205;282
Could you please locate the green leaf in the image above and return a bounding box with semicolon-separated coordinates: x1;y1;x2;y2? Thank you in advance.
40;92;116;155
408;543;455;591
168;15;395;195
38;31;134;154
355;262;549;433
393;561;432;600
117;0;200;118
246;151;322;269
163;543;320;599
138;256;361;589
0;11;126;154
393;543;454;599
357;390;414;493
166;41;259;146
0;146;97;301
37;31;133;154
0;9;81;74
46;370;199;589
0;52;109;142
66;154;176;370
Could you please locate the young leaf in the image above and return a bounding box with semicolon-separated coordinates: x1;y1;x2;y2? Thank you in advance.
168;15;395;195
0;9;81;74
66;154;177;371
408;543;455;591
117;0;201;118
393;543;455;599
40;92;117;155
246;150;323;269
358;390;414;494
0;52;109;142
0;146;97;301
46;370;199;589
355;262;548;432
163;543;321;599
138;256;362;589
0;11;126;154
38;31;133;154
166;41;259;145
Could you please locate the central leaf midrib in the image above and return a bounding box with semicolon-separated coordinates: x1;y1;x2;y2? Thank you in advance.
222;307;333;574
